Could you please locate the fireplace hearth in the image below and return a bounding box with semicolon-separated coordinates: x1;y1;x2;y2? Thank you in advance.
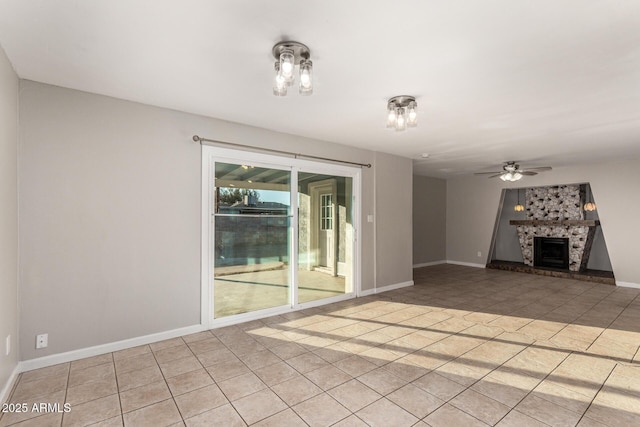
534;237;569;270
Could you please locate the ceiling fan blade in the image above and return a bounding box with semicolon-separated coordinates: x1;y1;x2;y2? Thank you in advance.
521;171;538;176
474;171;503;175
524;166;552;172
488;173;504;178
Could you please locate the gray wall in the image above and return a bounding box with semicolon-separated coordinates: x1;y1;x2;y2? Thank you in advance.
492;188;525;263
374;152;413;287
412;175;446;265
583;189;613;271
0;46;19;396
18;81;412;360
447;162;640;284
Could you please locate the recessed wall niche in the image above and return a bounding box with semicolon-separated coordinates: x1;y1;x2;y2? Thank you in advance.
488;183;614;284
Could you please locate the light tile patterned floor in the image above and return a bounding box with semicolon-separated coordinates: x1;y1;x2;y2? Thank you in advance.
2;264;639;426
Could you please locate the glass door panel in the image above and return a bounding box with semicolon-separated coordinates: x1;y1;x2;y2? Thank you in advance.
298;172;353;304
213;161;291;318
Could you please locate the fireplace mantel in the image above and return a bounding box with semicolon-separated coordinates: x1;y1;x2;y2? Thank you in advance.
510;220;600;227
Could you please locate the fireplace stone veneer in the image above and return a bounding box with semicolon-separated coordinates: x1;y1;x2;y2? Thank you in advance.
509;185;599;272
513;223;597;271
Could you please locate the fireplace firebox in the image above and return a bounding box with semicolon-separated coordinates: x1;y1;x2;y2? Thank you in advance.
534;237;569;270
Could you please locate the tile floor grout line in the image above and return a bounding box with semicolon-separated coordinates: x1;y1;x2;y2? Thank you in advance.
431;332;535;423
546;287;617;343
60;358;73;427
110;351;126;427
583;290;640;355
573;362;618;427
158;351;184;423
632;346;640;365
514;350;577;424
208;335;262;425
488;344;574;427
147;338;189;424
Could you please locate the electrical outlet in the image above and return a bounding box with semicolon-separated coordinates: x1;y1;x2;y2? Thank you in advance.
367;214;374;223
5;335;9;356
477;251;482;258
36;333;48;349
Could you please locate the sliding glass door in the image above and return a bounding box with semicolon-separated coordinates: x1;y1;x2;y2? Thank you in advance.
204;148;359;324
213;161;292;318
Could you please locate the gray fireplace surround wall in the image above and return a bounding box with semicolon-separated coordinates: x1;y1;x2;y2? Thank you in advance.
491;184;613;272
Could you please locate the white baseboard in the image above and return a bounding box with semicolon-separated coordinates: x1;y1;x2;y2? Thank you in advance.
360;280;414;297
413;260;446;268
18;324;204;373
1;365;20;405
616;281;640;289
446;260;486;269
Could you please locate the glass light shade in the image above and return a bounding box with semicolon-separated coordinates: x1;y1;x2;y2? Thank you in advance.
279;49;295;83
407;101;417;127
512;172;523;181
514;204;525;212
500;173;512;181
299;60;313;95
584;202;597;211
273;62;287;96
386;105;397;128
395;107;406;131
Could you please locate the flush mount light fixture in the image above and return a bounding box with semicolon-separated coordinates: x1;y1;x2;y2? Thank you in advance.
272;41;313;96
386;96;417;131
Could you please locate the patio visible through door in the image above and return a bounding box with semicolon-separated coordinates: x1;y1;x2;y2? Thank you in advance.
203;147;359;324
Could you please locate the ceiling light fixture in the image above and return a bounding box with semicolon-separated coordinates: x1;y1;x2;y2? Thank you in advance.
272;41;313;96
387;96;417;131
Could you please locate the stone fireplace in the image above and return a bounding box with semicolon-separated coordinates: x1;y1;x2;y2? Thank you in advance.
510;184;599;272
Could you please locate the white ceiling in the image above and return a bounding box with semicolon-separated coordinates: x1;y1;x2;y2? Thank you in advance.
1;0;639;178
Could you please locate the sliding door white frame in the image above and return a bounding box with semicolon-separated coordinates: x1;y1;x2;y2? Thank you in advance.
201;146;362;329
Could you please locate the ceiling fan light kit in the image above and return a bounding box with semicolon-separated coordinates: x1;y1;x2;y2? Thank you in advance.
475;161;552;182
501;171;523;182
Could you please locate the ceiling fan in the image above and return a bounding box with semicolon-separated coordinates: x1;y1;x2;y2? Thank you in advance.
475;161;552;181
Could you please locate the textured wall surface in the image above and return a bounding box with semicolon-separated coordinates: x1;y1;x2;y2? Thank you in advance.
526;185;583;220
0;44;19;401
412;175;446;265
